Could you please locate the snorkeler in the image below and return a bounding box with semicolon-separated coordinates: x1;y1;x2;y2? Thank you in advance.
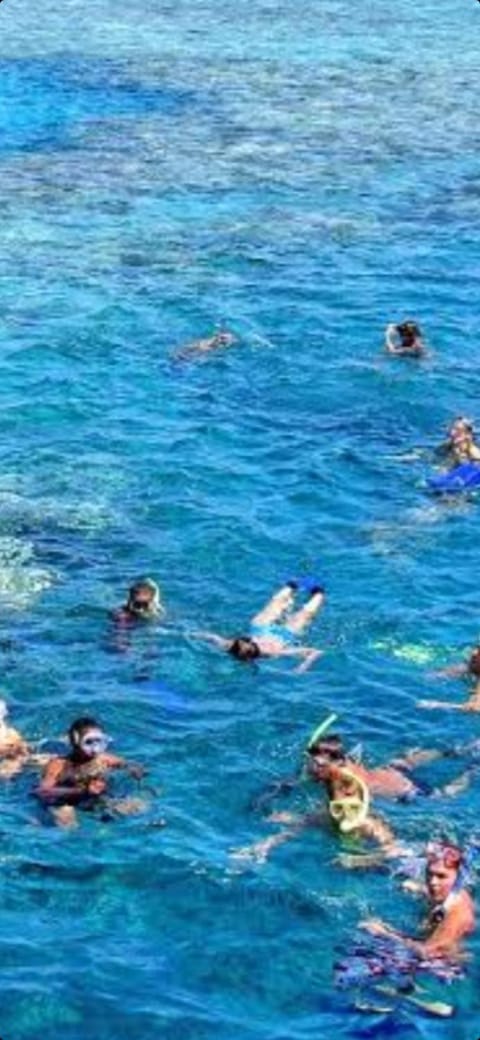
173;329;237;362
435;417;480;468
36;717;146;827
418;644;480;712
304;733;452;801
197;580;325;673
113;578;165;624
384;321;426;358
0;699;30;779
232;764;400;864
362;841;475;959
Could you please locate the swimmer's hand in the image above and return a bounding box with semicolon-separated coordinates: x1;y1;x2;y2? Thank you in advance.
230;840;272;865
360;918;396;939
294;649;324;674
402;880;425;895
267;811;300;825
127;764;146;780
86;777;107;796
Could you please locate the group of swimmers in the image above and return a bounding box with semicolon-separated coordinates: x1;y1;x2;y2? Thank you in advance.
2;323;479;1012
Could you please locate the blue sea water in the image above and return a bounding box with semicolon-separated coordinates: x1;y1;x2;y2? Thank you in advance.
1;0;480;1036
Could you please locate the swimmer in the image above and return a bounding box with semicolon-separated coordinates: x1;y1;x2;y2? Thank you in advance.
113;578;165;624
304;733;450;801
419;645;480;712
197;581;325;673
232;765;400;864
435;417;480;468
0;699;30;779
173;329;237;362
384;321;426;358
36;717;146;828
362;841;475;959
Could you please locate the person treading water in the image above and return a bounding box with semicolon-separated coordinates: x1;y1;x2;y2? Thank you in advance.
36;716;146;827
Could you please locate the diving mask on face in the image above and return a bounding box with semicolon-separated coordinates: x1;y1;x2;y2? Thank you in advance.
328;768;370;833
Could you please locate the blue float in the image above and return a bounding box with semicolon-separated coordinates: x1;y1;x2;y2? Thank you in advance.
427;462;480;494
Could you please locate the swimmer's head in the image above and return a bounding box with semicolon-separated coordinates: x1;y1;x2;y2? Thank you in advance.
468;646;480;678
398;320;421;346
126;578;163;618
328;766;370;833
426;841;464;902
213;330;236;348
306;736;346;779
449;416;475;443
68;717;110;759
228;637;261;662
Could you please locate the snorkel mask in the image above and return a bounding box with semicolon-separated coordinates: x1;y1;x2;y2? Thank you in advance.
128;578;163;617
328;767;370;834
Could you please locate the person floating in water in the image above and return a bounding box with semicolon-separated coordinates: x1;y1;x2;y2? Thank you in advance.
173;329;237;362
384;320;426;358
36;717;146;827
436;417;480;468
361;840;475;960
233;764;400;864
419;645;480;712
256;728;460;809
303;732;465;801
113;578;165;625
197;580;325;673
0;699;30;779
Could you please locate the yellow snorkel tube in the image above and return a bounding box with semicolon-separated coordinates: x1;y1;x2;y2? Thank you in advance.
328;767;370;834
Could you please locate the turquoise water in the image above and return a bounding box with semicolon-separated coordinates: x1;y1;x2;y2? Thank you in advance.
1;0;480;1035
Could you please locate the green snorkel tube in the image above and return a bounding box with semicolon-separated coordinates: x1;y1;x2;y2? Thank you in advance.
301;712;338;781
306;712;338;752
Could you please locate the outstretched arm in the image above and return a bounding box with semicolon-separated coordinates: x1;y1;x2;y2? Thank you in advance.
418;696;480;712
276;646;323;673
192;630;232;650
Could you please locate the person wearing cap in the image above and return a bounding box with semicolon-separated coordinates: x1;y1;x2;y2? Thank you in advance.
36;716;146;827
0;699;30;779
113;578;165;625
384;321;426;358
362;841;475;958
418;645;480;712
196;580;326;673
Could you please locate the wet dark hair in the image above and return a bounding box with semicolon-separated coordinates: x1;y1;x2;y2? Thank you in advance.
398;320;421;343
68;716;101;747
307;734;346;761
228;637;261;661
468;646;480;678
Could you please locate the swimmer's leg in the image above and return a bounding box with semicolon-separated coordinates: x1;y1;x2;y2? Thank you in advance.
51;806;79;829
390;748;444;771
251;585;296;627
285;590;325;635
436;768;474;798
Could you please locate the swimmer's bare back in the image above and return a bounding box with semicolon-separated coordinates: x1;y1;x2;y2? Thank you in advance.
173;330;237;362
